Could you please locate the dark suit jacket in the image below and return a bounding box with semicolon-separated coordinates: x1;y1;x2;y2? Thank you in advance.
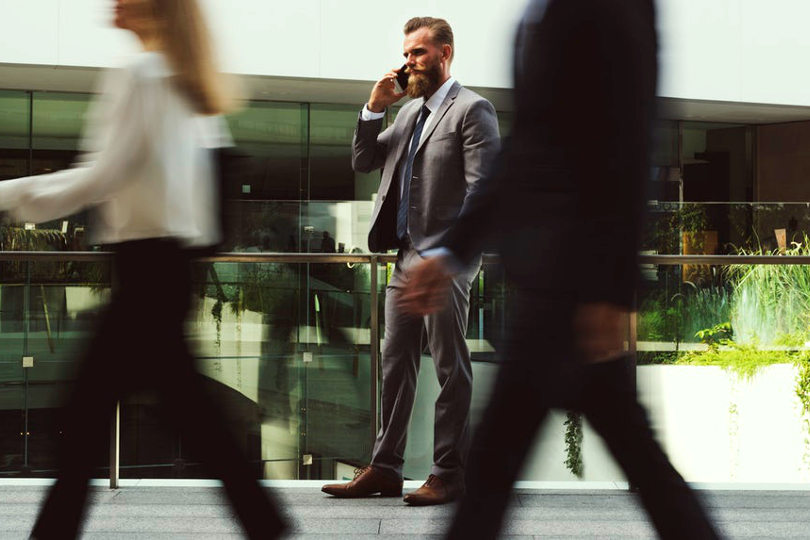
443;0;658;309
353;82;500;253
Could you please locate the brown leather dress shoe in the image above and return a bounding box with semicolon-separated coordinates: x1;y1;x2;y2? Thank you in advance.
403;474;464;506
321;466;403;498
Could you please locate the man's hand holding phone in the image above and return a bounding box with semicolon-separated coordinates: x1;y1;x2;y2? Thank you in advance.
368;65;408;113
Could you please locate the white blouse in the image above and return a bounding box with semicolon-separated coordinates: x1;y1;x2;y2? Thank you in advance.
0;51;230;248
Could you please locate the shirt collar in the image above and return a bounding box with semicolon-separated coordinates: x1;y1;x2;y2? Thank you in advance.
422;76;456;114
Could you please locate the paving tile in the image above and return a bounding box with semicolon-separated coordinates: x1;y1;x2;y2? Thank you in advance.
82;516;242;534
0;486;809;539
82;535;243;540
502;519;655;537
717;520;810;538
701;491;810;509
285;518;381;534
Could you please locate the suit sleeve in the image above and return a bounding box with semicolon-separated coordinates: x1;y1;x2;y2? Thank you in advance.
351;112;395;173
0;66;149;224
436;99;501;264
459;99;500;213
438;138;505;267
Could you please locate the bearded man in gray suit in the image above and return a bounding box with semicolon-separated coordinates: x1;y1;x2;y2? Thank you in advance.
321;16;500;506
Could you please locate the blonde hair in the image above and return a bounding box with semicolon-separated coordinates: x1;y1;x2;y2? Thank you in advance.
151;0;233;115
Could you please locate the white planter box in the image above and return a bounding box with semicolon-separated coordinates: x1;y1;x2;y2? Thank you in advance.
405;363;810;484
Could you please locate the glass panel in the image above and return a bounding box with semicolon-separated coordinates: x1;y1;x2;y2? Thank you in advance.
27;92;94;249
466;262;506;363
0;258;110;477
31;92;91;176
642;202;810;255
497;110;513;138
310;103;381;201
0;284;25;475
681;121;752;203
224;200;375;254
118;260;377;479
300;260;381;477
0;90;30;181
226;101;307;200
649;120;680;202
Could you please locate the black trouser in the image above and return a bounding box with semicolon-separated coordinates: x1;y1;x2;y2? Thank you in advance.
446;291;720;540
31;239;285;540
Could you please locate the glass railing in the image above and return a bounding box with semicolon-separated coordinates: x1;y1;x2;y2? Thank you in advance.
117;257;385;480
642;201;810;255
0;254;111;477
9;200;810;257
3;209;810;485
0;250;506;483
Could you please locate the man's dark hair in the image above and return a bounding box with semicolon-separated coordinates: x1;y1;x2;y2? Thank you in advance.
404;17;454;62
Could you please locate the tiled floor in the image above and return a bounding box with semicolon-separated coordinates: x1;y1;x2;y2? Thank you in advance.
2;484;809;538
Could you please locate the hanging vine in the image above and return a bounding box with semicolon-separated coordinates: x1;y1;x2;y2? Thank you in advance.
564;411;584;478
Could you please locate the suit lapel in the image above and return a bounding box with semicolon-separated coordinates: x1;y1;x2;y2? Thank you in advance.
394;104;420;163
416;81;460;153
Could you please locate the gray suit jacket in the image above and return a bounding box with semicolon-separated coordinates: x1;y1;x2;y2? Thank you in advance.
352;82;500;253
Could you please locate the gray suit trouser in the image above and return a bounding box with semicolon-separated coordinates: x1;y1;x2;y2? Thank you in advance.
371;246;479;482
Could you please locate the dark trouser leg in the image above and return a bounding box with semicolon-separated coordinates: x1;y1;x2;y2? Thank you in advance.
33;240;287;539
370;282;424;478
146;243;286;539
446;291;576;540
425;269;476;482
156;342;286;539
445;355;548;540
581;359;720;540
31;287;131;539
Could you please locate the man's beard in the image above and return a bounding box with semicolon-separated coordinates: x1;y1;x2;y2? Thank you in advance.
406;63;442;98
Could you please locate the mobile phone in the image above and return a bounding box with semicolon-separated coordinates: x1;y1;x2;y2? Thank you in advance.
393;64;409;94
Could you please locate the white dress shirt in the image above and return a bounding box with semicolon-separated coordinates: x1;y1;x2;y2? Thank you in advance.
0;51;230;248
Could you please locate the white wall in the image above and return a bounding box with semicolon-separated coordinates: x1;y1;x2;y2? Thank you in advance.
0;0;524;87
2;0;810;106
657;0;810;106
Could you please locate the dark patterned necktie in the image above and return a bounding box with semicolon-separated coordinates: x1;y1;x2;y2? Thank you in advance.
397;104;431;242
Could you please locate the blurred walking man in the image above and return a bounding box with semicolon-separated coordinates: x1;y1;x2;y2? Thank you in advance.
401;1;722;538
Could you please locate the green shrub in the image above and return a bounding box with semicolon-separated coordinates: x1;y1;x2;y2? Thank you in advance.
677;342;801;380
727;237;810;346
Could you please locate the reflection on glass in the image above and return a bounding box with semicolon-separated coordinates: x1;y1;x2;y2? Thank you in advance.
642;202;810;256
310;104;381;201
224;200;375;254
226;101;307;200
32;92;91;176
681;121;752;203
117;261;379;479
0;90;30;181
0;261;110;477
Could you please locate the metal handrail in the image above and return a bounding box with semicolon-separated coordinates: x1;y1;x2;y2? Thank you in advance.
640;255;810;265
2;251;809;265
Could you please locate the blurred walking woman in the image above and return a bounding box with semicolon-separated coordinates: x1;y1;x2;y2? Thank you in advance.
0;1;286;538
